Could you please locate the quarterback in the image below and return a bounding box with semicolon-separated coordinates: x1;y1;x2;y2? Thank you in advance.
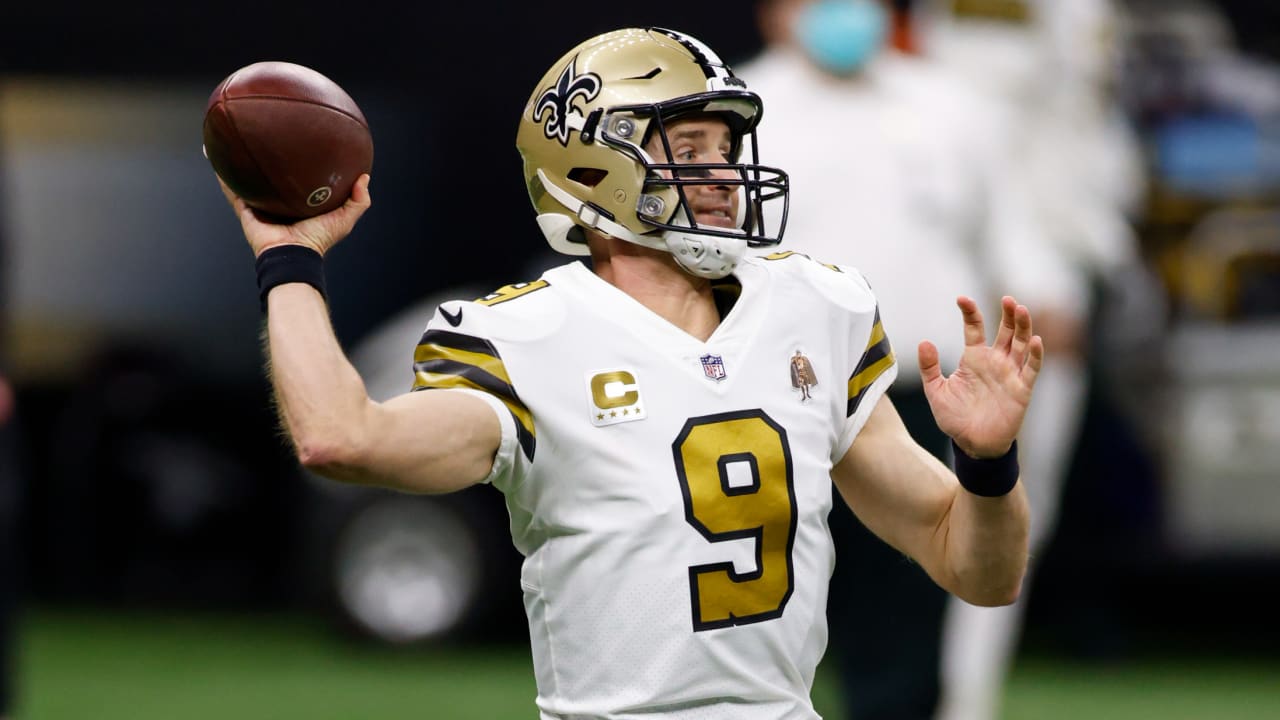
219;27;1040;720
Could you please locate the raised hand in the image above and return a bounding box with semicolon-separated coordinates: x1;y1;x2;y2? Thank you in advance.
917;296;1044;459
217;173;372;258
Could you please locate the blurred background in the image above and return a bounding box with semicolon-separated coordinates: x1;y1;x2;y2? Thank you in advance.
1;1;1279;718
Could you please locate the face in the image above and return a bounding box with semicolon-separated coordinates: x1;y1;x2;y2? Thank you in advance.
644;115;741;230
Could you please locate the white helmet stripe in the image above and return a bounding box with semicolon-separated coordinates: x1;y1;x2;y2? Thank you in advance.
650;27;733;82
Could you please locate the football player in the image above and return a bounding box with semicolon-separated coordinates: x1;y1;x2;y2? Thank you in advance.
219;27;1041;719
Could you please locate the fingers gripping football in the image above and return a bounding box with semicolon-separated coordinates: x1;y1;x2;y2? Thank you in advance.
219;173;372;258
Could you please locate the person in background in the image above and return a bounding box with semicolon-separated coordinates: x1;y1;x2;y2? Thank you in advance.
908;2;1146;718
218;26;1045;718
737;2;1086;718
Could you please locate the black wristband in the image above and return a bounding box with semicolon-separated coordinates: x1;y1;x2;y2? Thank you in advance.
951;439;1019;497
255;245;326;313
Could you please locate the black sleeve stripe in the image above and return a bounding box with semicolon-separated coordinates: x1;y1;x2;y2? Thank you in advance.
512;415;536;461
463;393;535;462
859;335;892;370
414;358;518;402
416;329;501;359
846;309;895;418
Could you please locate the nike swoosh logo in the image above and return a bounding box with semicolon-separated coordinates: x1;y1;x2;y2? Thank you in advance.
439;305;463;327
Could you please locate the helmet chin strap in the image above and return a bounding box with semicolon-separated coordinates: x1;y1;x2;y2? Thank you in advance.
662;231;746;279
660;196;748;279
536;169;747;279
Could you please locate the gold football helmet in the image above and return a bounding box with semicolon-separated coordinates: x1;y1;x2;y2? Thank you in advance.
516;27;789;278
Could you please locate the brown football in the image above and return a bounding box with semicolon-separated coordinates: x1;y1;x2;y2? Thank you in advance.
203;61;373;220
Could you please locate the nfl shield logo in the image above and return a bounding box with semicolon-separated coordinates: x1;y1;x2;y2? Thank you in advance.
700;353;727;382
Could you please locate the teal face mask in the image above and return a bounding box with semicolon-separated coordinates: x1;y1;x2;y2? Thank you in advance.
797;0;889;75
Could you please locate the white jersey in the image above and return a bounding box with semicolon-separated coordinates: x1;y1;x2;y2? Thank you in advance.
411;254;896;719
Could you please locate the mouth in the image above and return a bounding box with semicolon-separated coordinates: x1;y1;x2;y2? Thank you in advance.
693;206;737;228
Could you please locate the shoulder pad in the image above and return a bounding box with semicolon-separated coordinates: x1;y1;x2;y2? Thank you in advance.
751;251;878;314
432;277;567;343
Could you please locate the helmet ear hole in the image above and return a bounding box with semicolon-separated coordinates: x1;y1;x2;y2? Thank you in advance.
567;167;608;187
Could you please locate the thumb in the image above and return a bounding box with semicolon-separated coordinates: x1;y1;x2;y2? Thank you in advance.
293;174;373;253
344;174;372;214
327;173;372;228
918;340;942;387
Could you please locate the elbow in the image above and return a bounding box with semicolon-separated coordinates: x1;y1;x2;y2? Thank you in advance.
294;428;366;481
1000;577;1025;606
980;581;1023;608
955;585;1021;608
957;569;1026;608
295;440;338;474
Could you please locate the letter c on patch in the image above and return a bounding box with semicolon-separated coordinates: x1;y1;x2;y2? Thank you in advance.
590;371;639;409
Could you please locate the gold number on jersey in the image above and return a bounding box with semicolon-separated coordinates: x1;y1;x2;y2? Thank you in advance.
673;410;796;631
474;280;549;306
760;250;842;273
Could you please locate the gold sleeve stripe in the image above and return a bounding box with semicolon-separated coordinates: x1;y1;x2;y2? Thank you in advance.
847;312;895;418
413;343;512;386
411;329;535;460
867;317;886;348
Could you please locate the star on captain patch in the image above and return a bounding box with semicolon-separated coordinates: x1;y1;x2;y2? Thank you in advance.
790;350;817;402
700;353;727;382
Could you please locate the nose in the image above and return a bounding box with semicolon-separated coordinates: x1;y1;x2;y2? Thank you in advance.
709;165;738;186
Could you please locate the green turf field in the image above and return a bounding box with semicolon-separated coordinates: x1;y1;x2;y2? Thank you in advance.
12;607;1279;719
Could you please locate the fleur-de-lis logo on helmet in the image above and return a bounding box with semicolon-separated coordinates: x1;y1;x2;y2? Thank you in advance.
533;56;602;147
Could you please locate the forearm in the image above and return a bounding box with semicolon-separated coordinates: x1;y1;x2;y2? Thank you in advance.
940;480;1030;606
834;397;1031;606
264;283;374;472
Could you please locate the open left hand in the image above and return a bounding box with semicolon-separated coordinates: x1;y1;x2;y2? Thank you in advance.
918;296;1044;458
